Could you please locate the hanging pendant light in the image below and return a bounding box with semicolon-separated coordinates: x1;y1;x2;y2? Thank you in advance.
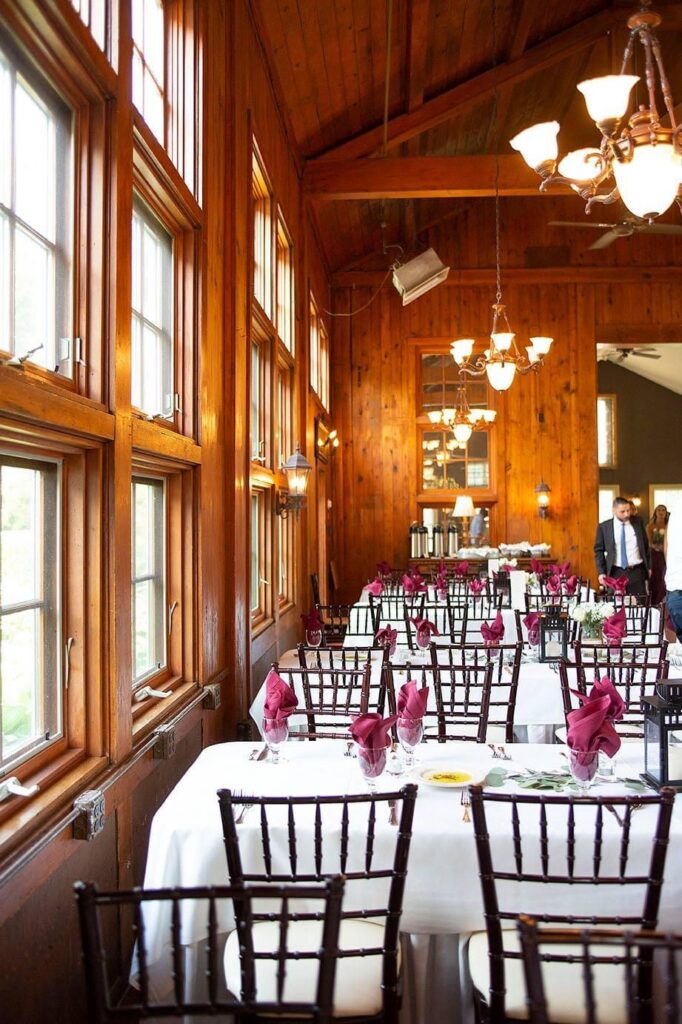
510;4;682;221
452;0;554;392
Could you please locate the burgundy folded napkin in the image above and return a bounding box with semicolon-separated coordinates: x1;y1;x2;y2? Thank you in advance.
397;679;429;722
403;572;427;595
376;560;392;577
263;669;298;740
301;608;324;631
454;561;469;577
566;692;621;758
602;607;627;647
468;577;485;595
481;610;505;647
564;574;578;596
375;625;398;653
409;616;440;647
545;574;562;596
602;575;628;595
350;712;398;750
572;674;625;723
523;611;540;646
438;558;448;576
530;557;544;575
365;577;384;596
551;561;571;578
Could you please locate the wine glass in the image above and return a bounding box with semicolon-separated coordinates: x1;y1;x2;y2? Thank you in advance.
397;717;423;770
262;717;288;763
355;742;389;790
568;748;599;794
306;629;322;647
415;631;431;659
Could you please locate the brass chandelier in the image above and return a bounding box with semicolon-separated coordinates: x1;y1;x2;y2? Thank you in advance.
510;2;682;221
450;0;555;393
427;382;496;448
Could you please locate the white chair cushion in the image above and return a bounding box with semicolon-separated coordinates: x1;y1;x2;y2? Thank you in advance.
468;929;628;1023
224;918;393;1017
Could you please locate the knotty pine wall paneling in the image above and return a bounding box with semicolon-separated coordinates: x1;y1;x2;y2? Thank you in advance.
330;279;602;603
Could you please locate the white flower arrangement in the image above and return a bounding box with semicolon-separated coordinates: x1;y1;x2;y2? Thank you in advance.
571;601;614;634
525;572;540;592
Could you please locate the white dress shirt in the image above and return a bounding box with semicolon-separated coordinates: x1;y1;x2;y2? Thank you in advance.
666;515;682;591
612;516;642;568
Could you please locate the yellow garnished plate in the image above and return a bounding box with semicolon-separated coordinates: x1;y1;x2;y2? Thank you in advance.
414;764;487;788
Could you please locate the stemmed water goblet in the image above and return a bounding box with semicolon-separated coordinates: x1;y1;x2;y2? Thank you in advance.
568;748;599;794
396;718;423;770
262;717;289;764
355;742;389;791
306;628;322;647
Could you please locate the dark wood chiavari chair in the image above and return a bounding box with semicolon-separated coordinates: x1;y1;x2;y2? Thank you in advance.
569;640;669;737
368;593;426;644
491;571;512;609
297;642;385;672
595;595;664;644
430;642;522;744
74;877;344;1024
404;599;463;647
468;787;675;1024
310;572;321;607
385;658;494;743
314;603;375;644
217;786;418;1024
517;918;682;1024
272;661;380;739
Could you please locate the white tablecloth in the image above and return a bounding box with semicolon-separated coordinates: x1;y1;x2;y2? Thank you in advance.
140;740;682;1023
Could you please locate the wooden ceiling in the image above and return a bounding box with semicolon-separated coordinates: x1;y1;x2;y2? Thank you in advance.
252;0;682;272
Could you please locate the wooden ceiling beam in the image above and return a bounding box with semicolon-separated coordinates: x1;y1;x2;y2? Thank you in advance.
332;266;682;287
405;0;430;113
303;154;569;199
310;7;617;163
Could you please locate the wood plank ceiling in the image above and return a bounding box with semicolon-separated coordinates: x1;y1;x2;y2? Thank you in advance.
253;0;682;272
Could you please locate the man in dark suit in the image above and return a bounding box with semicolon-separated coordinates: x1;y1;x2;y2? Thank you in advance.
594;495;650;600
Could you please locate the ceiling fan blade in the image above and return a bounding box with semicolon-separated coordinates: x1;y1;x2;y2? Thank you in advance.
548;220;616;230
589;230;622;250
631;351;661;359
633;223;682;235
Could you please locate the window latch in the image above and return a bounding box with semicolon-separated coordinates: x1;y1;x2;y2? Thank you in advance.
259;577;270;586
134;685;172;703
0;776;39;802
65;637;75;690
4;343;44;368
168;601;178;634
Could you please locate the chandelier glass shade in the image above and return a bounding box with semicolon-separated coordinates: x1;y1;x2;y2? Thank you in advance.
510;5;682;221
427;383;496;447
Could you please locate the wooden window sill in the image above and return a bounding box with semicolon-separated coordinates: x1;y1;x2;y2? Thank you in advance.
132;678;202;741
0;753;108;860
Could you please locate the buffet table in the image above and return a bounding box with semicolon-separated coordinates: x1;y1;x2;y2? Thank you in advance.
139;739;682;1024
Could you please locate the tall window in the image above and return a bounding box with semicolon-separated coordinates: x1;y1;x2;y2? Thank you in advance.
597;395;616;468
253;148;272;317
420;354;491;490
131;477;166;689
309;294;329;409
132;0;165;142
0;454;60;774
131;198;174;418
0;41;73;374
276;213;294;354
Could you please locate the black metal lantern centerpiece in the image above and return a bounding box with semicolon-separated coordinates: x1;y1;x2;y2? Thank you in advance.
643;680;682;791
538;608;568;662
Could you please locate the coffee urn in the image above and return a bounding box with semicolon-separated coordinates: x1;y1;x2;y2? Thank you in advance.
447;523;459;556
409;522;420;558
418;524;429;557
432;524;444;558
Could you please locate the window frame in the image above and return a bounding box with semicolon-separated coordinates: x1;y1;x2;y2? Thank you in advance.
131;473;167;692
252;141;273;321
276;209;294;355
132;137;200;438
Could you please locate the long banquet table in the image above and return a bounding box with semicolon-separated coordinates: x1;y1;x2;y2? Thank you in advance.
140;738;682;1023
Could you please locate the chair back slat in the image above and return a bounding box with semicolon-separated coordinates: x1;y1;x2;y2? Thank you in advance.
386;659;493;743
469;788;675;1022
429;643;522;743
275;663;378;739
74;879;344;1023
517;919;682;1024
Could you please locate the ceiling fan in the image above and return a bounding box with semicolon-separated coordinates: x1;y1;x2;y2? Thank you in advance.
548;217;682;250
599;346;662;364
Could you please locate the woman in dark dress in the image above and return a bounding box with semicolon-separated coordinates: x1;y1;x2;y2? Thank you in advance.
647;504;669;605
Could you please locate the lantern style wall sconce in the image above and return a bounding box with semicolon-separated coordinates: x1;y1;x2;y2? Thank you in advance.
643;681;682;791
276;446;312;519
452;494;475;546
538;609;568;662
534;480;551;519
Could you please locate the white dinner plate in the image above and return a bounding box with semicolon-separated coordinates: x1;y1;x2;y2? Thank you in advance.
413;763;488;789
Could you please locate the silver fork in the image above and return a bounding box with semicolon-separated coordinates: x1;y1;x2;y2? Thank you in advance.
235;799;254;825
460;788;471;823
388;798;398;827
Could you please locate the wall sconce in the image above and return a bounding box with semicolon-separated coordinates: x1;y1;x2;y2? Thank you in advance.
534;480;551;519
452;494;475;545
276;446;312;519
